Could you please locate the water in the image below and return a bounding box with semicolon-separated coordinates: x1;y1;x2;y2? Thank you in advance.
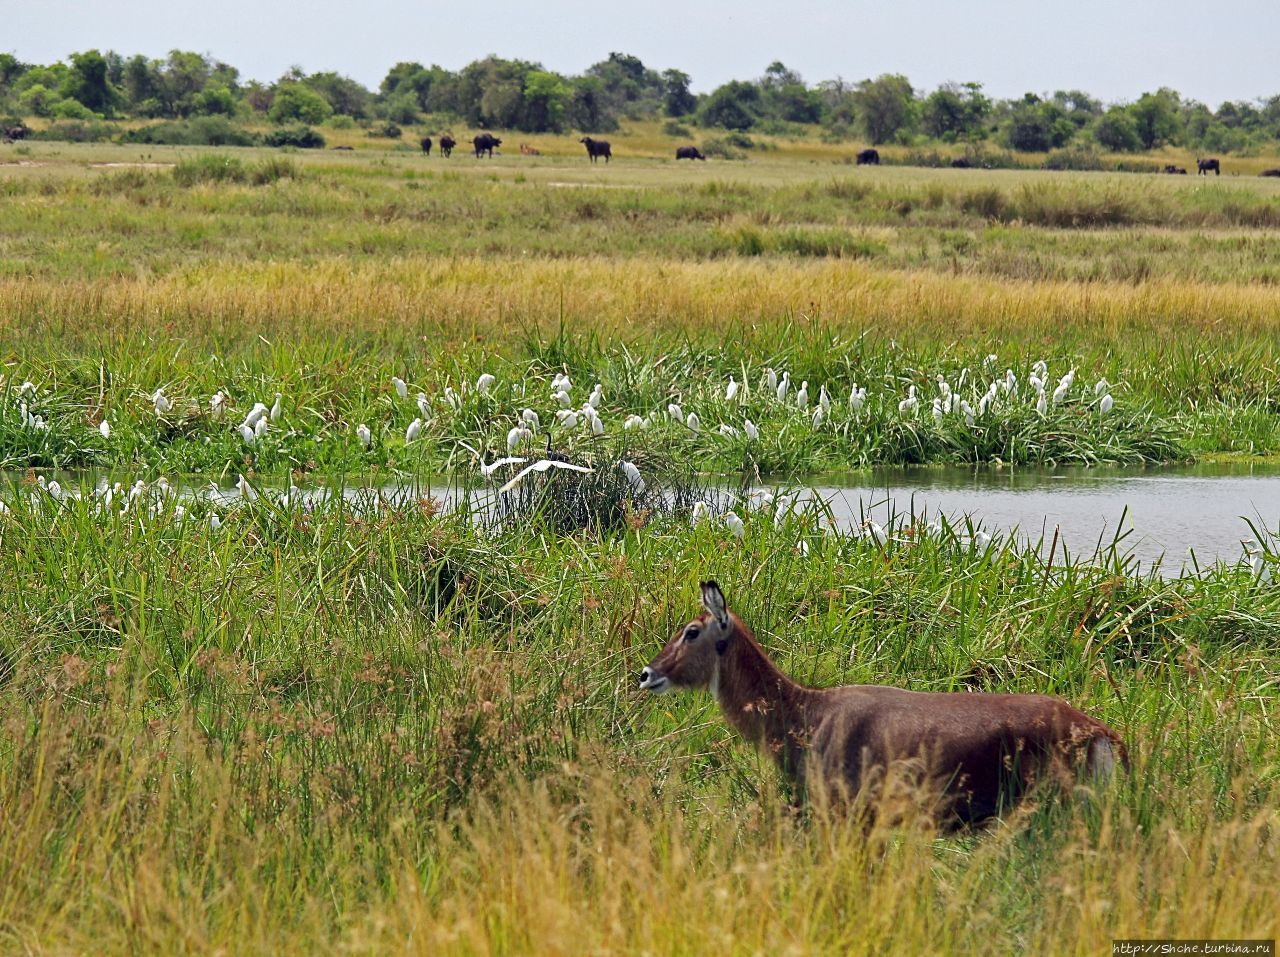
798;462;1279;572
11;462;1279;573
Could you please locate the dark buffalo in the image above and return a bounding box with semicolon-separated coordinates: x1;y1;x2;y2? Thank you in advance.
950;157;972;168
420;136;432;156
1261;168;1280;177
473;133;501;158
856;148;880;166
439;135;456;158
580;136;611;163
1197;157;1220;176
2;125;27;143
1163;165;1187;174
675;145;706;161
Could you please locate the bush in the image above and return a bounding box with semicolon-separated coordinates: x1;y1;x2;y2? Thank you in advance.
51;99;98;121
661;119;691;137
262;125;325;149
173;155;248;186
700;137;746;161
31;120;116;143
269;83;333;125
120;117;258;147
366;121;402;139
1043;147;1106;171
325;114;357;130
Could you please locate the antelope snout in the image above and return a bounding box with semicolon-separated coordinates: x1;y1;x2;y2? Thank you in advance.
638;667;669;693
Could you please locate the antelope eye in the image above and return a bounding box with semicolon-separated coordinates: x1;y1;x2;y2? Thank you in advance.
684;625;700;641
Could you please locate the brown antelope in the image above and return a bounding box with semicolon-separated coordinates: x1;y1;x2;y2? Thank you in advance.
639;581;1128;827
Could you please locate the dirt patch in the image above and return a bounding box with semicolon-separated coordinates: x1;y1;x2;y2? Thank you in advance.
90;162;175;169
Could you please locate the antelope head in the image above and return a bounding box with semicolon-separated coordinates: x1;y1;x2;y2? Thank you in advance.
639;581;735;694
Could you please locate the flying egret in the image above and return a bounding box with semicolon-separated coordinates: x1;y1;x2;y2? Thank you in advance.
356;423;372;448
392;377;408;400
476;373;496;394
405;418;423;443
743;418;759;441
685;412;701;433
620;460;645;495
497;458;593;494
724;511;745;539
270;393;283;422
1099;393;1114;415
726;377;739;402
478;456;527;479
98;420;110;440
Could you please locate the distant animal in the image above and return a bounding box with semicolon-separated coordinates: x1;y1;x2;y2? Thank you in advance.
331;145;354;151
439;135;456;158
519;143;541;156
1260;168;1280;177
580;136;611;163
856;148;880;166
1163;164;1187;175
676;145;706;161
950;157;973;169
420;136;432;156
473;133;501;158
640;582;1129;827
1197;157;1220;176
2;125;26;143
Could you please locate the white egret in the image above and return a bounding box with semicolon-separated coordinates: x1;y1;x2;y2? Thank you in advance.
691;501;708;524
743;418;759;441
209;512;222;532
974;530;992;549
555;390;573;408
819;385;831;411
152;388;171;415
718;423;739;437
961;400;975;428
1052;379;1070;405
897;385;918;415
795;381;809;409
98;420;110;440
866;521;887;547
667;402;683;422
18;381;35;395
1099;393;1114;415
405;418;423;443
239;423;255;445
623;414;645;430
685;412;701;433
522;409;540;429
210;391;227;419
444;386;461;411
776;372;790;403
813;406;825;428
476;373;496;394
417;393;431;418
1003;370;1017;396
724;511;745;539
849;385;866;412
507;426;533;451
497;459;593;493
590;413;605;436
356;423;372;448
726;377;739;402
392;377;408;400
588;383;603;409
242;403;268;429
555;409;579;430
620;460;645;495
931;399;944;426
1036;393;1048;415
237;474;257;502
270;393;283;422
254;416;268;438
764;368;778;391
1095;378;1110;397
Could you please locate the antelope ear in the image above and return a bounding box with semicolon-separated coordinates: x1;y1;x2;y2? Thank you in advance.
700;580;729;628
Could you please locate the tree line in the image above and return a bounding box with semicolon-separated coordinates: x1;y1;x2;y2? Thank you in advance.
3;48;1279;153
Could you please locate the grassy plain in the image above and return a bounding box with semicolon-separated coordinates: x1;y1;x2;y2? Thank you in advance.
0;135;1278;954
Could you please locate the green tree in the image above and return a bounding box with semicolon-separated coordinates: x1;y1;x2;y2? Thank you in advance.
305;72;371;118
569;76;617;132
661;69;696;117
269;82;333;124
0;53;29;93
921;82;990;141
1093;107;1142;151
1002;94;1074;151
852;74;916;144
18;83;60;118
62;49;115;115
522;70;569;132
1130;88;1181;149
698;80;761;130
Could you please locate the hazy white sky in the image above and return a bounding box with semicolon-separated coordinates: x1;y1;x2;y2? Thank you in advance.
5;0;1278;106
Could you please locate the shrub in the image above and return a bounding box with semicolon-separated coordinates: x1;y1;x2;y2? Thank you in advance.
700;137;746;161
51;99;98;121
366;121;402;139
262;125;326;149
31;119;115;143
120;117;258;147
173;155;248;186
1043;147;1107;171
661;120;691;137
